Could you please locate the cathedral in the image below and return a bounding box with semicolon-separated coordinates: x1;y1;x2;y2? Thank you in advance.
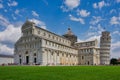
14;20;111;65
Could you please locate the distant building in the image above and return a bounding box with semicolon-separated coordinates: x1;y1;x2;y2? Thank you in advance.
118;58;120;63
14;20;111;65
117;58;120;64
75;39;100;65
0;54;14;65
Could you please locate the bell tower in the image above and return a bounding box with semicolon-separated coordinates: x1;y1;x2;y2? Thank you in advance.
100;31;111;65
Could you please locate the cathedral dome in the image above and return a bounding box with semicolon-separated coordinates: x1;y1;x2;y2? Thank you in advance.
63;28;77;46
64;28;74;36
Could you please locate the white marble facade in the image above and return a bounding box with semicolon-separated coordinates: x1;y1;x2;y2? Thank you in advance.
100;31;111;65
14;20;111;65
75;40;100;65
14;20;78;65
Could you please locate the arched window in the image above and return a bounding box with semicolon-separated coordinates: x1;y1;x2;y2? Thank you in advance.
34;53;36;56
26;51;28;54
82;56;84;59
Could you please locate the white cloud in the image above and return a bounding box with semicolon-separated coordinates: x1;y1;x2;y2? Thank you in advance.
15;9;19;15
0;44;14;55
0;3;3;9
113;31;120;35
65;0;80;9
77;38;84;42
93;3;97;8
98;1;106;9
60;5;69;12
4;9;7;12
8;1;18;7
0;15;10;27
14;9;24;17
0;24;21;43
0;15;19;55
112;41;120;50
30;18;46;29
42;0;48;5
88;32;95;36
77;9;90;17
12;14;16;20
0;0;3;2
69;14;85;24
110;16;120;25
85;24;105;44
0;15;22;43
61;0;80;11
86;35;100;42
32;11;39;17
116;0;120;3
93;1;109;9
90;16;103;25
97;24;105;34
110;9;116;14
111;41;120;58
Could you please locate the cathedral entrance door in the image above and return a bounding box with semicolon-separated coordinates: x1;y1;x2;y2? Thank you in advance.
88;61;89;65
26;56;29;64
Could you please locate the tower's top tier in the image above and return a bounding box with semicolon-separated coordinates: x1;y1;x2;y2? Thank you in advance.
100;31;111;43
102;31;110;37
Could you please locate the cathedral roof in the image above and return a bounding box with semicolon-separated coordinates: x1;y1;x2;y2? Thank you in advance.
0;54;14;58
22;20;35;30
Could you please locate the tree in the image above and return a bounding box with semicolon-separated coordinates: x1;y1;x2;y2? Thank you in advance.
110;58;118;65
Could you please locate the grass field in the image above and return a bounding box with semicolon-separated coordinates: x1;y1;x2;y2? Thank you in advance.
0;66;120;80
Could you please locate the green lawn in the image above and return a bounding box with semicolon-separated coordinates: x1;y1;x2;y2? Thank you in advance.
0;66;120;80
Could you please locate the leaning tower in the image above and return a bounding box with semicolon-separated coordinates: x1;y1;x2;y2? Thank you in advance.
100;31;111;65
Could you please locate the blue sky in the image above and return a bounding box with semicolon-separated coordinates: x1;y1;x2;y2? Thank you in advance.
0;0;120;58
